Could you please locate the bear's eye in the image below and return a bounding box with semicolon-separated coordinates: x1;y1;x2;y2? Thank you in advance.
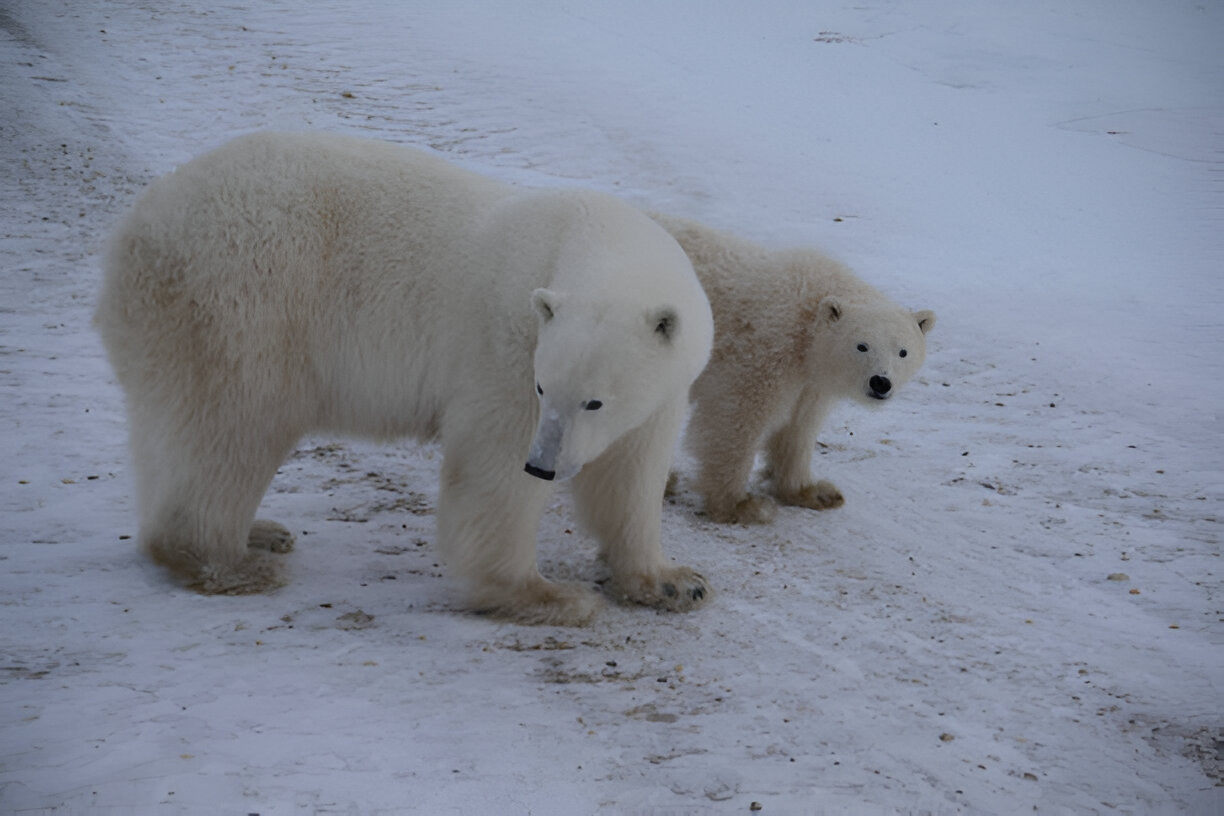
535;383;543;396
584;400;603;411
899;349;908;358
857;343;869;353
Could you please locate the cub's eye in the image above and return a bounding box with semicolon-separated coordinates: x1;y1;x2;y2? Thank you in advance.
899;349;908;358
584;400;603;411
857;343;869;353
535;383;543;396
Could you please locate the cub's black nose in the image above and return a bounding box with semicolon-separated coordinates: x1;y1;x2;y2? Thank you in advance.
870;375;892;396
524;462;556;481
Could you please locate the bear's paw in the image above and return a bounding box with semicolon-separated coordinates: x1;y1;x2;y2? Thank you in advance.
613;565;712;612
777;480;845;511
188;551;289;596
706;494;777;525
248;519;296;553
471;579;603;627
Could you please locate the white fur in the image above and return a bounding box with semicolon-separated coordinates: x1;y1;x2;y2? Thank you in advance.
652;213;935;524
95;132;714;625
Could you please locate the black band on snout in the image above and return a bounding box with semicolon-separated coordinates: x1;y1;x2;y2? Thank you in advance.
524;463;556;481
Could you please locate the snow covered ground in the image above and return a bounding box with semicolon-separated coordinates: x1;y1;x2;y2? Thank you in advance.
2;1;1221;813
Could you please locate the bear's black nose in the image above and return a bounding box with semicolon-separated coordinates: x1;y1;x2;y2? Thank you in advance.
524;462;556;481
870;375;892;396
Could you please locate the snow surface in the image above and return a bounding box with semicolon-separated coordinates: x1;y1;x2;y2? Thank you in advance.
2;1;1221;813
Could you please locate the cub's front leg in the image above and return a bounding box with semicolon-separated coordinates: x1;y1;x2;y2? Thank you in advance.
765;388;844;511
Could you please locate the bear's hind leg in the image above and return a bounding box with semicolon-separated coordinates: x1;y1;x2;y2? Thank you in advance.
687;391;776;524
141;506;289;595
436;442;601;626
132;410;298;595
573;400;711;612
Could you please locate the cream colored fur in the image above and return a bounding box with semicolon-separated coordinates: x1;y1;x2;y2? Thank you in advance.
652;214;935;524
96;132;714;625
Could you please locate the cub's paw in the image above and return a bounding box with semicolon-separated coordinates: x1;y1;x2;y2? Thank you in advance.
612;565;712;612
778;480;845;511
248;519;295;553
705;493;777;525
470;578;602;627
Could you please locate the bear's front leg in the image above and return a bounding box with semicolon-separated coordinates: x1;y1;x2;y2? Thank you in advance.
436;439;602;626
572;401;712;612
765;388;844;511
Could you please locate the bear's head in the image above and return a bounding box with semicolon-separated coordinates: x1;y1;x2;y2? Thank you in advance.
810;296;936;406
524;288;709;481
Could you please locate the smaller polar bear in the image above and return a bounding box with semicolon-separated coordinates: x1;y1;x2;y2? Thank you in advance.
652;214;935;524
96;132;714;626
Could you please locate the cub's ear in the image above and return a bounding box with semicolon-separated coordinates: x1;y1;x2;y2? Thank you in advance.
817;296;844;324
532;289;562;322
649;306;679;343
914;309;936;335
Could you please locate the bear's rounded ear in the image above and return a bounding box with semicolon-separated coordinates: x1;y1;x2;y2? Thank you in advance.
649;306;679;343
914;309;936;335
818;296;843;324
532;288;562;322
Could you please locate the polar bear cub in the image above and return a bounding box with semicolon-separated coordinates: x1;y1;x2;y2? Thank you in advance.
96;132;714;625
652;214;935;524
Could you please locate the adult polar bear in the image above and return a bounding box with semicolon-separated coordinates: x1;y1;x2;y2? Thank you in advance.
96;131;714;626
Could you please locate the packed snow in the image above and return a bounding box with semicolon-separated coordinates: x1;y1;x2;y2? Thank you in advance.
2;1;1221;813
